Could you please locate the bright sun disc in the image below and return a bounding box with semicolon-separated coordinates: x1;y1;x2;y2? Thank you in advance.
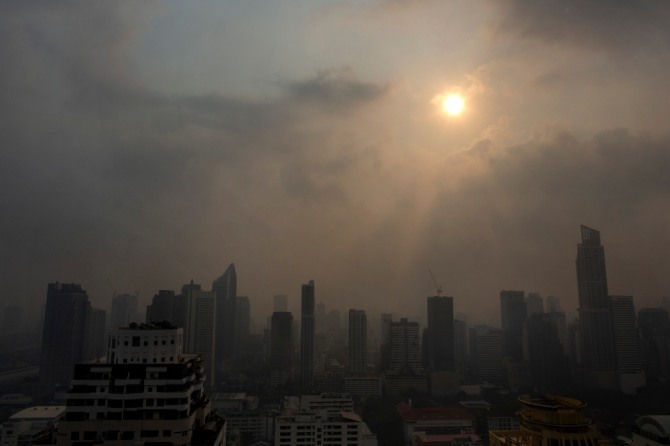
442;95;464;116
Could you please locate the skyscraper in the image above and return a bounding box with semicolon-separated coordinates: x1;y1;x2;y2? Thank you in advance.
236;295;250;355
425;296;455;371
212;263;237;374
500;290;527;361
609;295;645;393
182;281;217;388
454;318;468;377
469;325;504;383
271;311;294;388
300;280;315;389
39;282;92;392
576;225;617;389
109;293;138;329
348;309;367;374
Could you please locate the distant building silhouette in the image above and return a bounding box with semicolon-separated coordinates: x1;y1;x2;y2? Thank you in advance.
271;311;294;388
469;325;504;383
301;280;315;389
212;263;237;375
109;293;138;329
454;318;468;377
575;225;617;390
638;308;670;384
182;281;217;389
273;294;288;312
145;289;188;329
385;318;427;395
500;290;526;361
348;309;367;374
525;313;567;392
236;295;250;355
85;307;107;360
39;282;92;393
609;295;645;393
525;293;544;316
425;296;455;372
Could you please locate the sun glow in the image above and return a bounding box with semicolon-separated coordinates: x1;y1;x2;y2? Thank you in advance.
442;94;465;116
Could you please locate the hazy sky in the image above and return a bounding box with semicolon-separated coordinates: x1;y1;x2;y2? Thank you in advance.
2;1;670;325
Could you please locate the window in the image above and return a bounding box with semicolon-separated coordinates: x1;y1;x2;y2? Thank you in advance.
132;336;140;346
71;432;80;440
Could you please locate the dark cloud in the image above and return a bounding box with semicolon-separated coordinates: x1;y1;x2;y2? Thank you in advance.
286;68;389;112
492;0;670;51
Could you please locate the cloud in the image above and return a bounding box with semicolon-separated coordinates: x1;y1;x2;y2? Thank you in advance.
286;67;389;112
491;0;670;51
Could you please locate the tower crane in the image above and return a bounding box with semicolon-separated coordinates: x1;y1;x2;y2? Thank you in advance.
429;269;442;296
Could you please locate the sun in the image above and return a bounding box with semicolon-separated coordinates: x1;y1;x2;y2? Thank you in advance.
442;94;465;116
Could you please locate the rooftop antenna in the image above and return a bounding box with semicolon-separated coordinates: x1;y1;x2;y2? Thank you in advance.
429;269;442;296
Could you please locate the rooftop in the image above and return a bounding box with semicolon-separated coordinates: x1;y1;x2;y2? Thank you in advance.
9;406;65;420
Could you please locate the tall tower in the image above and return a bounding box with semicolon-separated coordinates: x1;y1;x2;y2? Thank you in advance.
609;295;645;393
348;309;368;374
500;290;527;361
271;312;294;388
301;280;315;389
109;293;138;329
212;263;237;374
425;296;455;371
39;282;92;393
182;281;217;389
576;225;617;389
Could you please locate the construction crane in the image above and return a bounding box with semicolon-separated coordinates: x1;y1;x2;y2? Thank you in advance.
429;269;442;296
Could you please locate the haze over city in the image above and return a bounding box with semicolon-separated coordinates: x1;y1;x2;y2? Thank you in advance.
2;1;670;324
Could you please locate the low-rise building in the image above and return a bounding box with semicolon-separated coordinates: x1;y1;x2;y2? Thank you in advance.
397;402;475;446
275;411;377;446
0;406;65;446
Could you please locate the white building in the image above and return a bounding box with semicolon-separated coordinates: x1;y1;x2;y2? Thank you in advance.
56;323;224;446
275;412;377;446
300;393;354;418
0;406;65;446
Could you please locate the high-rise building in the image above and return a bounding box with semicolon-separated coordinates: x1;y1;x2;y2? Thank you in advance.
454;319;468;377
525;293;544;316
301;280;315;389
637;308;670;383
273;294;288;312
270;312;294;388
145;290;188;329
575;225;617;389
235;296;250;355
39;282;92;393
58;323;224;446
500;291;527;361
85;308;107;360
545;296;563;314
469;325;504;383
609;295;645;393
524;313;567;392
182;282;217;389
385;318;427;395
425;296;455;372
348;309;367;374
212;263;237;373
109;293;138;329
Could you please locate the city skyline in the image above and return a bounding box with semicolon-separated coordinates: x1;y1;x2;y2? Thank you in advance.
2;2;670;324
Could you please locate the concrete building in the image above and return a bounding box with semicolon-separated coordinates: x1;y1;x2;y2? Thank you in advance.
576;225;617;390
348;310;368;375
385;318;427;396
274;412;377;446
270;312;294;388
525;293;544;316
0;406;65;446
182;282;217;389
454;319;468;378
609;295;645;393
396;402;475;446
637;308;670;384
40;282;92;393
469;326;504;383
490;395;603;446
300;393;353;418
500;291;526;362
212;263;237;374
301;281;315;390
56;323;224;446
343;376;383;398
109;294;138;330
426;297;455;372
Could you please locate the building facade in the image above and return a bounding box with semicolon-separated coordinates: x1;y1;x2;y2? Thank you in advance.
301;280;316;389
